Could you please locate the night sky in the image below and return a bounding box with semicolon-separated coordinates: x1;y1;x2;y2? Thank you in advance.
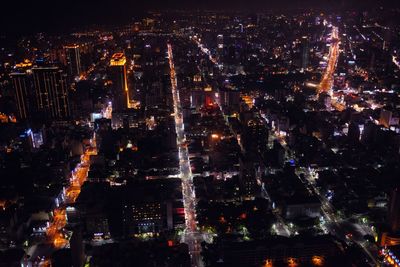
1;0;398;35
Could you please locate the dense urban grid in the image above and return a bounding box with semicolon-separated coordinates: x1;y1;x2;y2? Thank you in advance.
1;7;400;267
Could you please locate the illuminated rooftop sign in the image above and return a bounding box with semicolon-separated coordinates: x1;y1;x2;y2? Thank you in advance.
110;53;127;66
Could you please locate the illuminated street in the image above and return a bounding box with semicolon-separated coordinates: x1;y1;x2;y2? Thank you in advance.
41;136;97;260
318;26;340;95
167;43;204;267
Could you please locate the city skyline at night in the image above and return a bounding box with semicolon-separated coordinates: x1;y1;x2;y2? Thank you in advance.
1;2;400;267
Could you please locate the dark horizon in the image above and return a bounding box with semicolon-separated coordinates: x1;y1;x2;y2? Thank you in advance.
1;0;399;36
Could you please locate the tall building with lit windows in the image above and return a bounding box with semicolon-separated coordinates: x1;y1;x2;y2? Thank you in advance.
10;60;34;121
32;67;70;119
10;72;32;121
301;36;310;70
64;45;82;78
109;53;129;111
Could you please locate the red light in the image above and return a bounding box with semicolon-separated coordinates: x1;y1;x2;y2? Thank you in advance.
175;208;185;215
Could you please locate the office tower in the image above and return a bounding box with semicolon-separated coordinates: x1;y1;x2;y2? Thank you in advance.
239;156;259;199
219;87;240;112
32;67;70;119
301;36;310;70
144;80;164;107
109;53;129;111
64;45;82;78
243;119;268;153
10;72;32;121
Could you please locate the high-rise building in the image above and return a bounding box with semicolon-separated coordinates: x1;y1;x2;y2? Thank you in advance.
219;88;240;112
64;45;82;79
10;72;32;121
239;155;259;199
32;67;70;119
241;119;268;154
109;53;130;111
301;36;310;70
